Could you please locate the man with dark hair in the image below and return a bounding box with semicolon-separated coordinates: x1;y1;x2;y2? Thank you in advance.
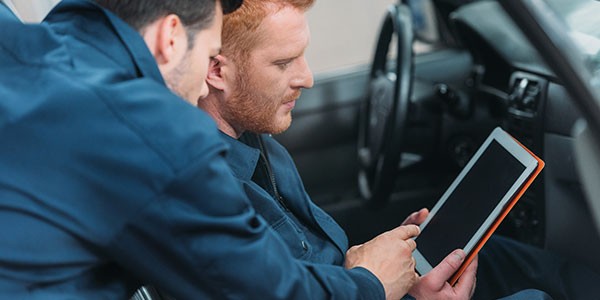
0;0;427;299
93;0;242;49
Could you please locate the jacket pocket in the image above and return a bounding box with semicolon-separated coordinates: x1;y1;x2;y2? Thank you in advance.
243;182;311;259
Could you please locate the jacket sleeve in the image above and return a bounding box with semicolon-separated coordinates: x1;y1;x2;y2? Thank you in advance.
107;145;385;300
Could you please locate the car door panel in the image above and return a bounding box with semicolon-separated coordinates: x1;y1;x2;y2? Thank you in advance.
543;84;600;272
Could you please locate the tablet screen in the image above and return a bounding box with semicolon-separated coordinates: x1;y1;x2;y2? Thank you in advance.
416;140;526;266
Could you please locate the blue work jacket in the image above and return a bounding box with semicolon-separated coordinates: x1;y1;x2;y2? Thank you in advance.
0;1;17;20
221;132;348;263
0;0;383;299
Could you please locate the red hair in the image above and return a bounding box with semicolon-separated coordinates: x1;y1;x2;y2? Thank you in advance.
221;0;315;63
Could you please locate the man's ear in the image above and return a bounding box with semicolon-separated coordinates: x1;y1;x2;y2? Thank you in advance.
151;14;187;69
206;54;227;91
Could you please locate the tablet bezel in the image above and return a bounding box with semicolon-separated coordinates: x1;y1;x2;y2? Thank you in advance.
413;127;539;276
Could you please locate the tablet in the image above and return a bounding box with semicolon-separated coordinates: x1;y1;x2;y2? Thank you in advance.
413;127;544;285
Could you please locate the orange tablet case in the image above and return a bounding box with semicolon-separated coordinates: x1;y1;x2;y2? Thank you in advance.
448;136;545;285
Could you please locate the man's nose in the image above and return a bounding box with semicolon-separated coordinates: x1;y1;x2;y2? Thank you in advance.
293;57;314;89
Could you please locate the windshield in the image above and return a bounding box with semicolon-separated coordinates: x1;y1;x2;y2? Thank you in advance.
543;0;600;92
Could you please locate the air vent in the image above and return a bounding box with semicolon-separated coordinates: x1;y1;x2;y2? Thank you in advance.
508;77;540;118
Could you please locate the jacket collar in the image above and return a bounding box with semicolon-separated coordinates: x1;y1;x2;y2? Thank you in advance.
220;132;260;182
46;0;165;84
0;1;17;21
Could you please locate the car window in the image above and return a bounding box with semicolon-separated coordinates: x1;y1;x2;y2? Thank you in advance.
542;0;600;97
2;0;59;22
306;0;442;75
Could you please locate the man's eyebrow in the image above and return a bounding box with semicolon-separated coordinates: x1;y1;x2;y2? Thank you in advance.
273;57;294;63
273;54;300;64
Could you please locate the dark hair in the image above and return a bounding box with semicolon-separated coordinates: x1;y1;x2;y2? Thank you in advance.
94;0;242;46
221;0;243;14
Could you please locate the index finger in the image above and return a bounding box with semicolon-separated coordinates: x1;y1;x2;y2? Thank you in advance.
401;208;429;226
390;224;421;240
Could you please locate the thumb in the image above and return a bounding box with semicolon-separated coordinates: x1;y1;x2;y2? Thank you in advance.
428;249;465;286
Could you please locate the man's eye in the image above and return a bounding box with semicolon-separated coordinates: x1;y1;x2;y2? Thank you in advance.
276;60;292;70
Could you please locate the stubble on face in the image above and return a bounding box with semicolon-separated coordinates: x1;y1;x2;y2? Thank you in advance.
165;51;193;103
222;61;301;135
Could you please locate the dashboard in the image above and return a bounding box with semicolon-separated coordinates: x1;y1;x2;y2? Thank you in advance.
448;0;600;271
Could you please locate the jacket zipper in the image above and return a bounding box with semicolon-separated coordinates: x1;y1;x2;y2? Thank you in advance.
257;135;289;211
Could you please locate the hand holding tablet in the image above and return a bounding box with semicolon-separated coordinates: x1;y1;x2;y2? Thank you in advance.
409;248;478;299
412;127;544;285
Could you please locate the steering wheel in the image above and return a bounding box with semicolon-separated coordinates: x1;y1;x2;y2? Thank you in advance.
358;3;414;208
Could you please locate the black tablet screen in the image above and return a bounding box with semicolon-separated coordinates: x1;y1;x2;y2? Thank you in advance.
416;140;526;266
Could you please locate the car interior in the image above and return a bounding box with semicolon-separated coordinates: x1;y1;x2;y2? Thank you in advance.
276;0;600;276
5;0;600;298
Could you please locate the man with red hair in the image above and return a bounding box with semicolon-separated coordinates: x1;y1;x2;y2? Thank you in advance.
199;0;600;299
199;0;478;298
